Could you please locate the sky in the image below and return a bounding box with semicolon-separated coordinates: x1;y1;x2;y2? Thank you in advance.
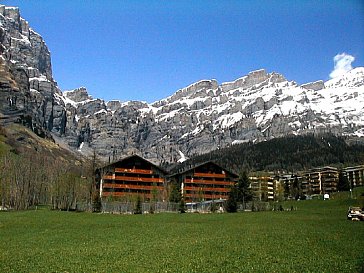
2;0;364;103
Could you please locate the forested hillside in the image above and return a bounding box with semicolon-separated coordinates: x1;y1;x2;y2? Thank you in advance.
168;134;364;174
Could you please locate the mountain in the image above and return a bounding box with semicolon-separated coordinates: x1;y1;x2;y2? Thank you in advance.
59;67;364;164
1;5;364;164
0;5;66;139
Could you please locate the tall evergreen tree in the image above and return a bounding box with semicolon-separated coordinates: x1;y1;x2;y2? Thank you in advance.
134;195;142;214
169;183;182;203
337;171;350;191
236;171;253;208
226;186;238;213
226;171;253;212
291;176;302;200
284;181;290;200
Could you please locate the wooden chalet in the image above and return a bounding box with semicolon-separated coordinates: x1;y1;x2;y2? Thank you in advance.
96;155;168;201
170;162;238;202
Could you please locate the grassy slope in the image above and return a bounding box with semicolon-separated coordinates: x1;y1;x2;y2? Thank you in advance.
1;192;364;273
0;124;81;162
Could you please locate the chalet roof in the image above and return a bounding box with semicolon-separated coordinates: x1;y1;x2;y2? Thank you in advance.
169;161;239;178
97;154;168;175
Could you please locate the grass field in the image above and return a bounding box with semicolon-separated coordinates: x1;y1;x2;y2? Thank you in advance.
1;192;364;273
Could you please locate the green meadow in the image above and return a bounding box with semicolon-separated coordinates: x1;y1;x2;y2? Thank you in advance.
1;192;363;273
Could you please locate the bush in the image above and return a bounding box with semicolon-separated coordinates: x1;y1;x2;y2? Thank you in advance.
92;193;102;213
178;198;185;213
134;196;142;214
225;191;237;213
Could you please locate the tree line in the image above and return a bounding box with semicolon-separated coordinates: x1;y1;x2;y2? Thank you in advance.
168;133;364;174
0;150;97;211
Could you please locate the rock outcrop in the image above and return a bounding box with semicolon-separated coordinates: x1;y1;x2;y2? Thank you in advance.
301;80;324;91
0;5;64;138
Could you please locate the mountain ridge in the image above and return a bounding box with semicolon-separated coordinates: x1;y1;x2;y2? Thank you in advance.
0;4;363;165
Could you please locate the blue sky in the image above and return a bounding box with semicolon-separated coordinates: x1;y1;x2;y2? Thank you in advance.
3;0;364;103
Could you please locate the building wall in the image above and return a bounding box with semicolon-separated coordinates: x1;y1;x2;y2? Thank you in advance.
278;175;304;200
344;165;364;187
99;156;167;201
250;176;275;201
304;167;339;195
177;163;237;202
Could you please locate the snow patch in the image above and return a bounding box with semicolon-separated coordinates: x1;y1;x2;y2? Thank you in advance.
95;109;108;115
232;139;250;145
29;75;49;82
78;142;84;152
177;150;188;163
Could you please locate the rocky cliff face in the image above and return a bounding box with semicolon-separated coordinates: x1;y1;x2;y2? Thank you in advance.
0;5;66;139
58;66;364;164
1;5;364;164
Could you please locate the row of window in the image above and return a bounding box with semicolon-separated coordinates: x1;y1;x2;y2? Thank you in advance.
185;176;229;182
103;188;162;194
185;190;229;195
104;172;161;179
104;180;163;186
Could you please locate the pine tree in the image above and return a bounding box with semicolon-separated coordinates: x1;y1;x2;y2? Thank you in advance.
236;171;253;209
134;195;142;214
226;186;238;213
169;183;181;203
284;181;290;200
337;171;350;191
292;176;302;200
226;171;253;212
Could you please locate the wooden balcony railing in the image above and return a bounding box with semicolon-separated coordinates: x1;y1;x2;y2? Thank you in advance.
102;192;155;198
193;172;227;178
184;179;233;186
103;183;164;191
184;186;231;193
102;175;164;183
183;193;228;200
115;168;153;174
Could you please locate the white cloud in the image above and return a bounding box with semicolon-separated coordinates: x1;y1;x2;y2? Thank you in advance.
329;53;355;78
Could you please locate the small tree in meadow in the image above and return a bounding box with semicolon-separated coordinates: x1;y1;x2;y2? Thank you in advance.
92;192;102;213
134;195;142;214
226;171;253;212
226;186;238;212
236;171;253;209
178;197;186;213
169;183;181;203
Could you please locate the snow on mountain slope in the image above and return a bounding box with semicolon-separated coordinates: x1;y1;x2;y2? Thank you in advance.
325;67;364;88
59;66;363;163
1;4;363;163
144;68;363;138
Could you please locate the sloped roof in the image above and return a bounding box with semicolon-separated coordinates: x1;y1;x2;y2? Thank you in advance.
97;154;168;175
169;161;238;178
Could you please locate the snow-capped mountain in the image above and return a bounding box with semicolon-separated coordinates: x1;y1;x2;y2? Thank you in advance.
57;67;364;163
1;5;363;164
